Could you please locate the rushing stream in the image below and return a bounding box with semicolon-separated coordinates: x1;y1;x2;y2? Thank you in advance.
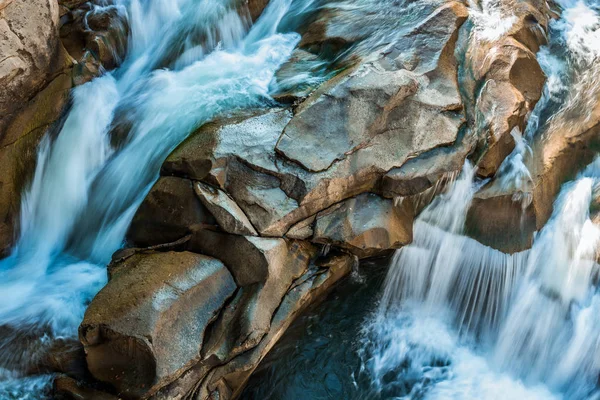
1;0;600;398
0;0;313;397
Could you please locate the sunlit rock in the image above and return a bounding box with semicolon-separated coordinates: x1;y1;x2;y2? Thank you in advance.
0;0;61;135
276;2;468;173
152;253;354;400
80;251;236;398
460;4;548;177
313;193;413;258
188;232;316;361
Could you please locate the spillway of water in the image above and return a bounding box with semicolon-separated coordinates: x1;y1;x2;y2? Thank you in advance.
0;0;314;397
362;157;600;399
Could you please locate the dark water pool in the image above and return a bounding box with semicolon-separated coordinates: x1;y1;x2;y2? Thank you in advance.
241;260;388;400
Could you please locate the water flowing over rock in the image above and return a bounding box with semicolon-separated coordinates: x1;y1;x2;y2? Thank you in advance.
80;251;237;398
1;0;599;398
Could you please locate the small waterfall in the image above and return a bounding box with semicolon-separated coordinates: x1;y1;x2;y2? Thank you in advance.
0;0;306;396
365;158;600;399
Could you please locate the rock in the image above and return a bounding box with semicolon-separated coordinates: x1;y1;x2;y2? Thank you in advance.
0;70;73;255
382;131;474;198
127;177;215;247
313;193;413;258
223;158;299;235
162;3;470;240
194;181;258;236
37;339;88;379
458;3;548;177
54;376;120;400
285;215;316;240
276;2;468;173
465;184;536;253
475;81;526;177
151;253;354;400
246;0;269;21
80;251;236;398
0;0;61;135
187;231;316;361
163;108;292;181
60;5;128;73
466;88;600;252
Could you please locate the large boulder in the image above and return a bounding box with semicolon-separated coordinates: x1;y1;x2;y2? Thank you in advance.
458;1;548;177
80;251;237;398
466;84;600;253
150;253;354;400
187;232;316;361
163;2;470;240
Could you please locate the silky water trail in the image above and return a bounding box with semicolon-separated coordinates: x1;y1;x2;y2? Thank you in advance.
244;1;600;399
0;0;322;397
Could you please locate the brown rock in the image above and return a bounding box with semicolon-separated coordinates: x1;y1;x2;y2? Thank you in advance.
0;70;73;255
467;93;600;252
194;181;258;236
475;81;526;177
187;232;316;361
313;193;413;258
80;251;237;398
465;184;536;253
0;0;61;135
54;375;120;400
151;253;354;400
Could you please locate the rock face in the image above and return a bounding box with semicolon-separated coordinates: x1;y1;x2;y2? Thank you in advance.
128;177;215;247
80;0;562;398
0;0;60;134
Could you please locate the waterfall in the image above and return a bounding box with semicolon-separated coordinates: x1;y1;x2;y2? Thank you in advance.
0;0;306;397
364;158;600;399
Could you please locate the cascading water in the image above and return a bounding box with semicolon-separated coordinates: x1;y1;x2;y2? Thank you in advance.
496;0;600;195
362;156;600;400
0;0;316;397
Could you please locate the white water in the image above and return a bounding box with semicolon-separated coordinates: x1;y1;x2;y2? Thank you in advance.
364;158;600;399
0;0;304;397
